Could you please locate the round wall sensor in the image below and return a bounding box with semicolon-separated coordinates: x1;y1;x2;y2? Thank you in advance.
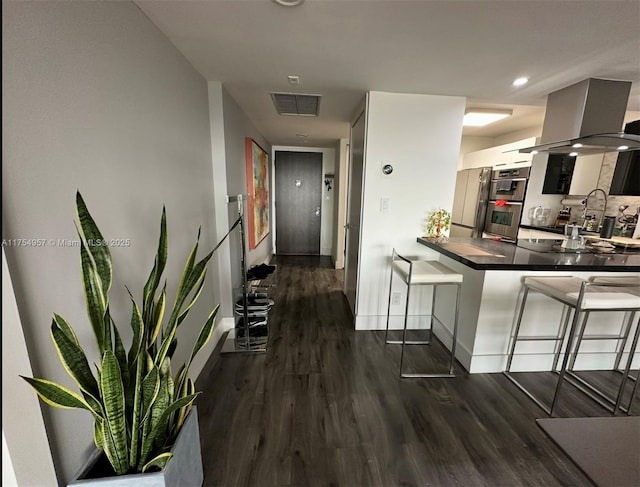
382;164;393;175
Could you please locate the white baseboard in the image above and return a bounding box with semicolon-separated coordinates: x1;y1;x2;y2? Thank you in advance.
470;351;640;374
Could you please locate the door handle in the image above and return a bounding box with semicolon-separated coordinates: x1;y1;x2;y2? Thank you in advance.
315;206;321;216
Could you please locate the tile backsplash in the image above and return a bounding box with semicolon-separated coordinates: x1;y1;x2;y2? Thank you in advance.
597;152;639;231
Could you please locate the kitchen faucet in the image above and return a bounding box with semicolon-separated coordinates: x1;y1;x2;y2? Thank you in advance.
583;188;608;231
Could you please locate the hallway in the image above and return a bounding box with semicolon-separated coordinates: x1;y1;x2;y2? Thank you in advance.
194;255;624;486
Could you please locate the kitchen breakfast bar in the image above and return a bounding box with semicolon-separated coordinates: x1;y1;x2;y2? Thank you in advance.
416;236;640;374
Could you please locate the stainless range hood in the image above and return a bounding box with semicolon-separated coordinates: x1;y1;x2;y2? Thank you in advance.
519;78;640;154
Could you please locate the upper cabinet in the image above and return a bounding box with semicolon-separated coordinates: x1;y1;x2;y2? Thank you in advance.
568;153;605;195
461;137;536;171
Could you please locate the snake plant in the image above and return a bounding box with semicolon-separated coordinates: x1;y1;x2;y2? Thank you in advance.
22;192;219;475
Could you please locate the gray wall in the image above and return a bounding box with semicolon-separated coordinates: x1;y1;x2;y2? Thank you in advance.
2;1;219;483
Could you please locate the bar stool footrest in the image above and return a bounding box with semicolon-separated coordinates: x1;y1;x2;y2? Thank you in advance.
386;340;431;345
401;372;455;378
503;371;552;416
515;335;567;341
564;370;636;414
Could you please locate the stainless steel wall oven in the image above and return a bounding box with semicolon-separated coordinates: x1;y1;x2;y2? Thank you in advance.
484;167;530;242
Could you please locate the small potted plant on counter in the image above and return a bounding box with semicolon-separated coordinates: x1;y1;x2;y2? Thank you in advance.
22;192;219;486
424;208;451;240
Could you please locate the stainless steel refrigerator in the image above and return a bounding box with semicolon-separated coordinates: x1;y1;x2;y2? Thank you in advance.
450;167;492;238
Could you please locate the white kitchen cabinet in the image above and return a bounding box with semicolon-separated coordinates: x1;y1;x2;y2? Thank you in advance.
461;137;536;171
568;153;605;195
461;146;503;169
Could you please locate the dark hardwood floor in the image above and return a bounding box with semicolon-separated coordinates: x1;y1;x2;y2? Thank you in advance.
195;255;638;486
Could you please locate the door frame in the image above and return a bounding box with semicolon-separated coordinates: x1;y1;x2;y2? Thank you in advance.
343;102;367;317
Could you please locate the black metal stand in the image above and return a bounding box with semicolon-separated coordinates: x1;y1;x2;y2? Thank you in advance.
221;194;268;353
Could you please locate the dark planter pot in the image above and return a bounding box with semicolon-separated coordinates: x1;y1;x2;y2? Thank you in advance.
67;406;203;487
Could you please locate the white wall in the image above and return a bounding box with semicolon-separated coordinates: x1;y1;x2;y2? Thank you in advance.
458;136;494;169
270;146;336;257
2;250;57;487
493;126;541;146
206;82;234;329
355;92;466;329
2;1;219;483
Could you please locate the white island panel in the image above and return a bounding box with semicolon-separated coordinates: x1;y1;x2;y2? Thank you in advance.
434;251;639;373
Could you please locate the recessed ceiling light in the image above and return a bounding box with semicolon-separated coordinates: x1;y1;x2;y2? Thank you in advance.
572;143;583;148
273;0;305;6
463;108;513;127
513;77;529;87
618;145;629;151
569;152;578;157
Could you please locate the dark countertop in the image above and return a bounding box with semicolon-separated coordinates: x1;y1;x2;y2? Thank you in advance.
416;237;640;271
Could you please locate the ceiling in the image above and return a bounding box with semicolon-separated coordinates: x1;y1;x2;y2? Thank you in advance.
134;0;640;148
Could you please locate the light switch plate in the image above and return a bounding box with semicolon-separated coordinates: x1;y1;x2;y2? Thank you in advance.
380;197;390;212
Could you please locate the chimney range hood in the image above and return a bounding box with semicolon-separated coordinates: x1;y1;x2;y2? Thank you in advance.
519;78;640;155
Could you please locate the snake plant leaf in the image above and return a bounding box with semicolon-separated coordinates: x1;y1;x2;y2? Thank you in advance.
52;314;80;346
79;238;108;353
50;318;99;398
166;234;200;323
140;364;160;424
149;358;174;455
139;371;170;469
100;416;128;475
111;318;131;413
100;350;129;471
173;365;187;399
189;304;219;366
76;191;112;296
175;274;207;328
149;285;166;346
126;292;144;367
21;376;94;412
94;418;105;450
82;391;105;421
179;251;215;318
175;374;195;431
166;338;179;361
139;393;199;469
129;352;146;469
143;207;167;324
141;452;172;473
156;247;214;366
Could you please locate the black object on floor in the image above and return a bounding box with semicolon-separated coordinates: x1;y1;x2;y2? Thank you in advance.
246;263;275;281
536;416;640;487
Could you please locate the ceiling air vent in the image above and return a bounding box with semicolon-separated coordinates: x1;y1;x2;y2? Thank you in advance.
270;92;321;116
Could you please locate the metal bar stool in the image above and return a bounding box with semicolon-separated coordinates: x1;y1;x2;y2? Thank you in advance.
384;249;463;378
565;275;640;415
504;276;640;416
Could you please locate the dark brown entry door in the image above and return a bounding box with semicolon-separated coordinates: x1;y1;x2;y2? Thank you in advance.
275;151;322;255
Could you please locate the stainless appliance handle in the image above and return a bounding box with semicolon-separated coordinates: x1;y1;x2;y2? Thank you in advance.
492;177;527;182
